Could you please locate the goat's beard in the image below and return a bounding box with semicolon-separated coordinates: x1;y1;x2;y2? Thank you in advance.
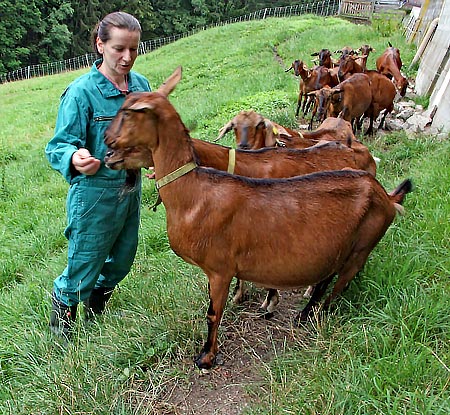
119;169;141;199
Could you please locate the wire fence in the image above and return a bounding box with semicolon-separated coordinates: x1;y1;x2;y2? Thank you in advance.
0;1;340;84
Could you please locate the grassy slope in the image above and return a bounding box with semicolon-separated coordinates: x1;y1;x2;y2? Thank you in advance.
0;14;448;414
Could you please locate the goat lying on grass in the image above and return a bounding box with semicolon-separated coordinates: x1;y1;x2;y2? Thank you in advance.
104;66;412;370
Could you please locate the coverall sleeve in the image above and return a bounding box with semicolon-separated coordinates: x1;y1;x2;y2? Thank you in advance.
45;88;90;184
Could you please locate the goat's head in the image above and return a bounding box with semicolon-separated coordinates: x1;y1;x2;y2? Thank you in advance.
316;49;332;67
396;76;409;97
293;60;308;77
358;44;374;55
104;66;182;167
308;87;333;122
104;145;154;170
338;54;363;79
216;110;269;149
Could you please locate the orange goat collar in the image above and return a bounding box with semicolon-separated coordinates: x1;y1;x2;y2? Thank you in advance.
155;161;197;189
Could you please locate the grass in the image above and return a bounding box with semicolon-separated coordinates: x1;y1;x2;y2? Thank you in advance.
0;14;449;415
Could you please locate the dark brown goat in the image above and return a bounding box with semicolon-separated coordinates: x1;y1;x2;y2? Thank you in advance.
311;48;335;68
376;44;408;96
338;54;365;80
104;67;412;369
332;58;398;135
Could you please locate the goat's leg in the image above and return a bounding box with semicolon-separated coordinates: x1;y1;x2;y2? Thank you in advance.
365;115;374;136
322;249;372;311
232;278;247;304
377;109;389;131
260;289;280;318
195;275;231;369
295;93;303;117
295;274;335;325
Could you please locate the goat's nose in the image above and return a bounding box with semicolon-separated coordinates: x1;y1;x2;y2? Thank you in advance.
105;150;115;158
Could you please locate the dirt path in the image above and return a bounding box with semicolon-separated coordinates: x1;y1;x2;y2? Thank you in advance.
153;289;310;415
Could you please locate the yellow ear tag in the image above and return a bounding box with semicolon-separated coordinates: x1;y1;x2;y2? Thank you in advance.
272;126;278;135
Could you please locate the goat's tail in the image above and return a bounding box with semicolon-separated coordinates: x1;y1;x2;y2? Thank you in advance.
389;178;413;214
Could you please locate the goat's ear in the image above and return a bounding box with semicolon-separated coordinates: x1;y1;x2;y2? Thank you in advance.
156;66;182;97
311;52;319;56
263;118;277;147
128;101;153;111
285;66;293;72
215;121;233;142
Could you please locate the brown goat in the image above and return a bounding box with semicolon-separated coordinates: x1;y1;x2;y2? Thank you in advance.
286;60;335;116
216;111;355;150
107;134;377;315
104;67;412;369
314;73;373;132
338;54;365;80
376;44;408;97
311;49;333;68
364;70;397;135
331;60;398;135
285;60;312;116
355;44;375;71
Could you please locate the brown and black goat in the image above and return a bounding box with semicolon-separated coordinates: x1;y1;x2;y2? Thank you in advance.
104;67;412;369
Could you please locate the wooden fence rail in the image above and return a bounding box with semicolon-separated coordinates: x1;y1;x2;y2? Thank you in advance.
338;1;375;21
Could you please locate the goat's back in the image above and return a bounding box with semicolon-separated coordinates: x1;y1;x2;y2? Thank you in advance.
165;169;396;287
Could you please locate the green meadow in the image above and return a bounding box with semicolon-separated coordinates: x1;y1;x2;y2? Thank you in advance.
0;14;448;414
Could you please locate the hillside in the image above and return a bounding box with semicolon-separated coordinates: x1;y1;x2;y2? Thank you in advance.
0;14;448;415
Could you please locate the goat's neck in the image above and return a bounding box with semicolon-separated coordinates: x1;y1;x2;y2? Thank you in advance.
152;114;196;184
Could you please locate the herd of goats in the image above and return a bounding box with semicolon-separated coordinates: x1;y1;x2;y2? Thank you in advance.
102;48;412;368
286;43;408;133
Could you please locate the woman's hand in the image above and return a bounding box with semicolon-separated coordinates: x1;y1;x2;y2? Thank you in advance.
72;148;101;175
145;167;156;180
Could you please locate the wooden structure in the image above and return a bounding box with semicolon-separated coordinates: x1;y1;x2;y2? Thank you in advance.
338;1;375;21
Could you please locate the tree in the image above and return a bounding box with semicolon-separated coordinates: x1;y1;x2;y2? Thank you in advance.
0;0;72;72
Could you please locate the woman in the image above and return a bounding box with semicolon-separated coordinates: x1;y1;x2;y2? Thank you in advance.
45;11;151;339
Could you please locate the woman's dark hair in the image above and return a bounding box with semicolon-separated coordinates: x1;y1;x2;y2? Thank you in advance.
92;11;142;57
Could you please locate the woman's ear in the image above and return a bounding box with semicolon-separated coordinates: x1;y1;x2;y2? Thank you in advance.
96;37;104;55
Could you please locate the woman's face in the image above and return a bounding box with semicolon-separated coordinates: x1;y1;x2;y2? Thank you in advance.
96;27;140;79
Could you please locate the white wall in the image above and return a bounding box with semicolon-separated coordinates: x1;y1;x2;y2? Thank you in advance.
414;0;450;131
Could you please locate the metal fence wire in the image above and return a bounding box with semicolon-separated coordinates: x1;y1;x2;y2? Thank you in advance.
0;1;340;84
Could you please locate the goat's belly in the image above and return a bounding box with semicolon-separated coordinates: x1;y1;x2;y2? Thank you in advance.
236;257;340;290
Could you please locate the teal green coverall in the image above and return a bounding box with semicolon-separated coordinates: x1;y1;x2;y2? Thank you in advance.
45;60;151;306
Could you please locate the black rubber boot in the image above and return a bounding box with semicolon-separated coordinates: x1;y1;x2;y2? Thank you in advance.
84;287;114;321
49;292;77;340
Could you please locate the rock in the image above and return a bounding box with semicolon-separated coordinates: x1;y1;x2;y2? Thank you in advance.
404;113;431;132
397;108;415;121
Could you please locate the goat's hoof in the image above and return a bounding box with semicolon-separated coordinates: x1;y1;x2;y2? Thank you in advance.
294;312;310;327
258;309;274;320
194;351;216;370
